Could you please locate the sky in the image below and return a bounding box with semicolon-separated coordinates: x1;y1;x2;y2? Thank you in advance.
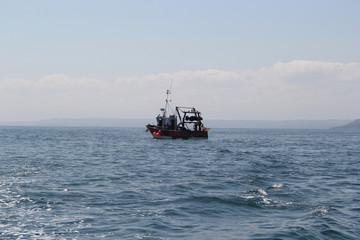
1;0;360;121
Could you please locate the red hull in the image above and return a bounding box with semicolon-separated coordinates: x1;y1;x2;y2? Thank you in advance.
146;125;208;139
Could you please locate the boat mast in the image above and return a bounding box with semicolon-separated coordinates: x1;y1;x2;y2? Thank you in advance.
163;89;170;117
163;80;173;117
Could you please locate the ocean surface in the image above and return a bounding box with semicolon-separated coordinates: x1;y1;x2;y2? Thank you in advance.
0;127;359;239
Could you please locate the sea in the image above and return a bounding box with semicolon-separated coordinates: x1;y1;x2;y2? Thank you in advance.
0;126;359;240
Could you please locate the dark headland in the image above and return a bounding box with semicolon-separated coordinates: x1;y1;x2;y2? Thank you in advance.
332;119;360;129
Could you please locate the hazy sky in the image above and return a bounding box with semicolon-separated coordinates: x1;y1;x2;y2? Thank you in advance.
1;0;360;121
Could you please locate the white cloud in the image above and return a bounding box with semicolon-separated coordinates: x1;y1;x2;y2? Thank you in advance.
1;60;359;121
273;60;360;81
37;74;107;91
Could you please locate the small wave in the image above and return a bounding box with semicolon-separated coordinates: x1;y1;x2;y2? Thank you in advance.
180;195;239;206
242;195;255;200
241;188;297;209
262;197;271;205
258;189;268;195
248;188;268;195
217;148;232;153
272;183;284;189
313;206;331;215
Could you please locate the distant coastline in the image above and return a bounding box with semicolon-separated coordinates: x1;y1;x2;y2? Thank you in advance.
0;118;353;129
332;119;360;129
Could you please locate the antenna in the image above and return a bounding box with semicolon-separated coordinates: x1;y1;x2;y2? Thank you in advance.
169;78;173;103
169;79;173;94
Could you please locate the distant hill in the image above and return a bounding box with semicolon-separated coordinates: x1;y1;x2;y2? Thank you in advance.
37;118;152;127
205;119;352;129
333;119;360;129
0;118;152;128
0;118;353;129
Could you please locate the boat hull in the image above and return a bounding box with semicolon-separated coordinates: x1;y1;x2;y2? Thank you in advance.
146;125;208;139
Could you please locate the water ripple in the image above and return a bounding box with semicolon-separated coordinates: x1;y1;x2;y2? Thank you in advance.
0;127;359;239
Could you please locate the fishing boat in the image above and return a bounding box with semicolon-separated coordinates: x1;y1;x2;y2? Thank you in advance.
146;89;210;139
